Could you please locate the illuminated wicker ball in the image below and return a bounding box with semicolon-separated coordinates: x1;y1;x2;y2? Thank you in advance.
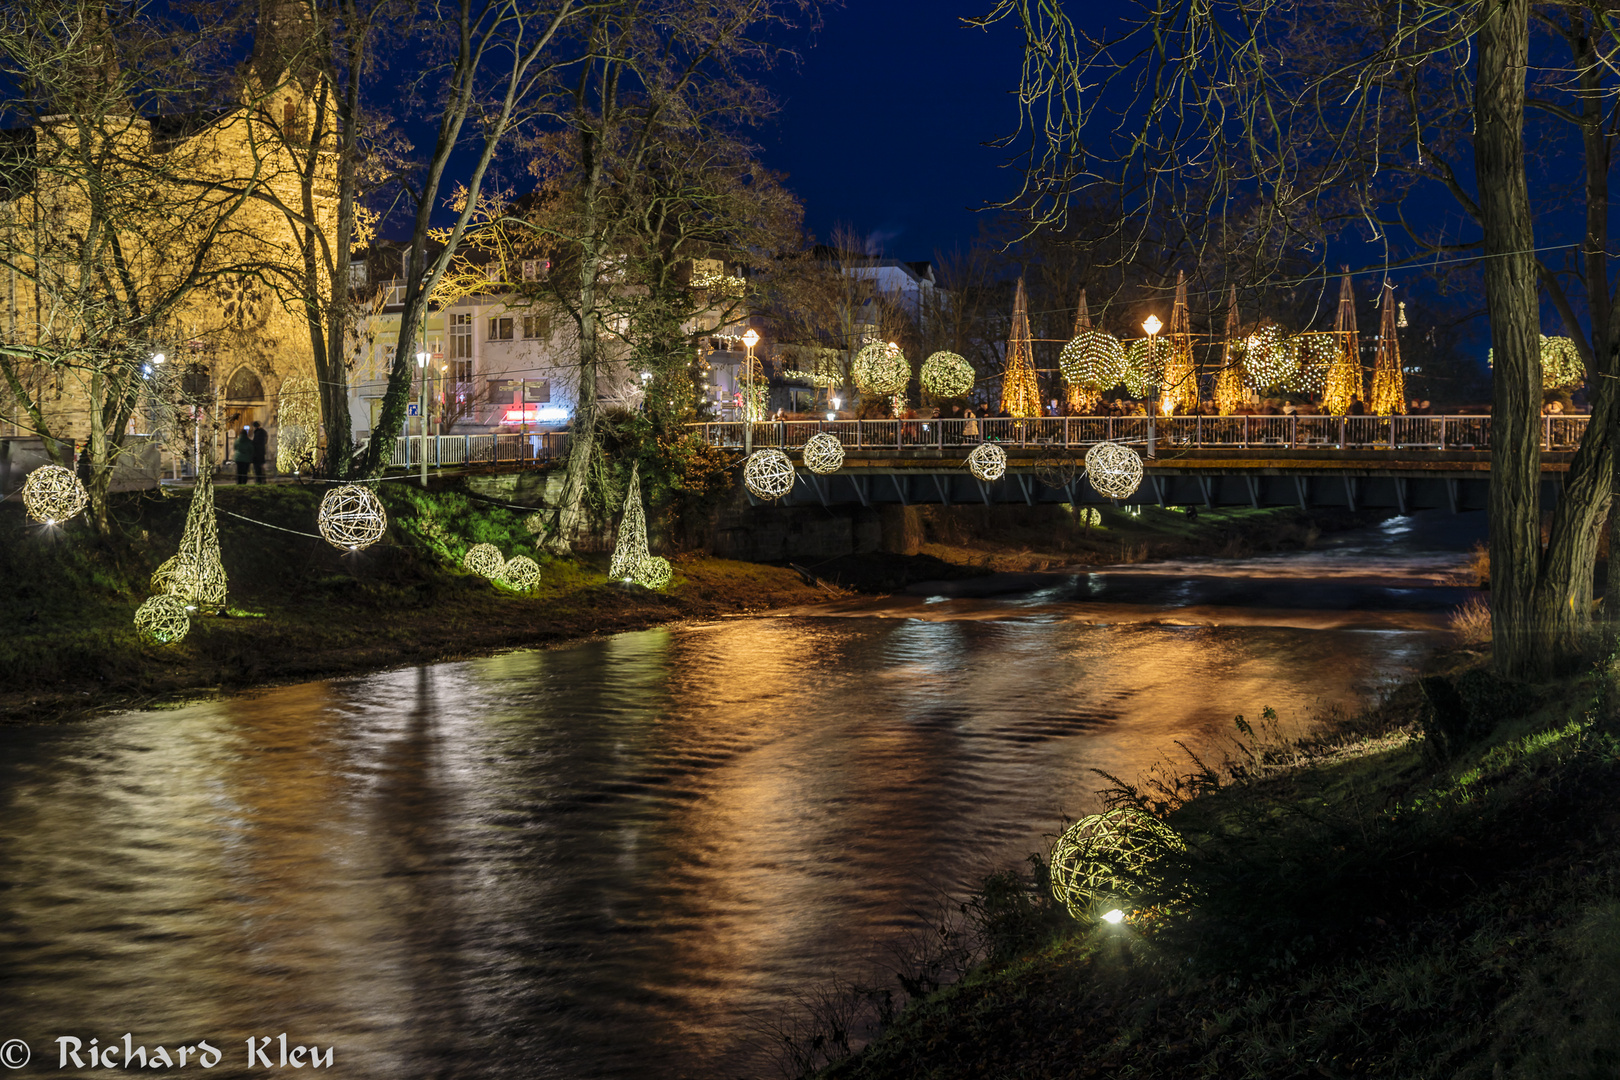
1123;337;1167;398
501;554;541;592
635;555;673;590
1060;329;1127;391
462;542;506;580
967;441;1007;482
317;484;388;551
1078;507;1101;527
920;351;974;397
1286;333;1338;393
1050;808;1185;921
524;511;546;535
134;594;191;645
801;432;845;475
150;553;228;610
1239;324;1296;390
852;342;909;395
22;465;89;525
1085;441;1144;499
744;448;796;500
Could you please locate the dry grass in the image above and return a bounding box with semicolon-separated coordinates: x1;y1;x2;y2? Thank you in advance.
1450;596;1492;647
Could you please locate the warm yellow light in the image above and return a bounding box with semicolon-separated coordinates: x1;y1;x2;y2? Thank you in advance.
1142;314;1163;336
742;328;760;348
1161;396;1173;416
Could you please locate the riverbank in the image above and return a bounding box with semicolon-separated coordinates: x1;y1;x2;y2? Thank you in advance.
815;649;1620;1080
0;485;1388;725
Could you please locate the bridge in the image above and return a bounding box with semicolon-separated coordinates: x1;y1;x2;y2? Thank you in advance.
687;415;1588;513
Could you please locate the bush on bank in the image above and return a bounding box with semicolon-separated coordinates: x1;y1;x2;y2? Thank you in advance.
805;655;1620;1080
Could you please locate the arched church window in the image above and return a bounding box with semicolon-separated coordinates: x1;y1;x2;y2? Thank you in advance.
225;367;265;401
284;99;296;128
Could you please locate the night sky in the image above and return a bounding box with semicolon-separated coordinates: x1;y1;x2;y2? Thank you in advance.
756;3;1029;261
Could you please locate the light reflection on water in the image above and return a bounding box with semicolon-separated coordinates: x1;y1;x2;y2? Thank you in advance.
0;611;1434;1078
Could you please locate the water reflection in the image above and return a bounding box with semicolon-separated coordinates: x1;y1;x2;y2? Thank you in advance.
0;603;1433;1078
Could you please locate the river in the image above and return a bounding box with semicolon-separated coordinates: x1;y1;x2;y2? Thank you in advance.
0;513;1483;1078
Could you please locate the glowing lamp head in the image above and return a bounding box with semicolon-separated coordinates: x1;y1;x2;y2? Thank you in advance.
826;412;836;422
1101;908;1126;925
151;353;164;364
415;351;430;368
1142;315;1163;336
742;328;760;348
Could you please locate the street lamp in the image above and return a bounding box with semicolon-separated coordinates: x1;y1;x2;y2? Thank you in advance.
742;327;760;454
416;351;430;488
1142;315;1163;407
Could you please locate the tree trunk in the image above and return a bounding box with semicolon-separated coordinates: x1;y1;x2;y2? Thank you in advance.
549;266;602;553
1474;0;1545;678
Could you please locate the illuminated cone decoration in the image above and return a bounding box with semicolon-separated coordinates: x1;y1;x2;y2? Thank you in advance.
610;462;651;580
1369;282;1406;415
1000;276;1042;419
1323;270;1363;416
1213;286;1245;415
1163;271;1198;412
157;461;227;610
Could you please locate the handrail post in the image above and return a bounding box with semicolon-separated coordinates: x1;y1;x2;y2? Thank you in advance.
1242;415;1249;449
1147;415;1156;458
1338;417;1345;449
1389;418;1396;450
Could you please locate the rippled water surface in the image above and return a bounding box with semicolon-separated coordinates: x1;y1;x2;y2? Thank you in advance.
0;515;1480;1078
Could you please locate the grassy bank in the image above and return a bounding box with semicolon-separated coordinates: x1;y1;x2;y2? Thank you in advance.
807;653;1620;1080
0;481;828;724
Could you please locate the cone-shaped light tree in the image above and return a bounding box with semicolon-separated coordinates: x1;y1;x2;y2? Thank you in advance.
1213;287;1245;415
1000;276;1043;418
1163;271;1198;413
609;462;651;581
1323;271;1363;416
1369;282;1406;416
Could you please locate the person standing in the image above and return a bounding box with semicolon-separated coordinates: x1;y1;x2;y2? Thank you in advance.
250;420;269;483
233;425;253;484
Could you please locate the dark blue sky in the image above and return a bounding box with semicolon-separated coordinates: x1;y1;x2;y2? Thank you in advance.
756;3;1028;261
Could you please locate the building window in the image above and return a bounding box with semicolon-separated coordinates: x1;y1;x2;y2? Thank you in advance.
488;317;513;341
450;313;472;358
522;315;549;339
486;264;502;284
522;259;548;281
450;359;473;388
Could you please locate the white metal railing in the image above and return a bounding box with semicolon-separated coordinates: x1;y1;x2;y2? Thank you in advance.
385;432;569;469
686;415;1588;453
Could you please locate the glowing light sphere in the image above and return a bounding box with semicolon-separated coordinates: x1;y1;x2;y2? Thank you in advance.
967;441;1007;482
801;432;845;475
743;449;796;500
524;511;546;536
501;554;541;592
1286;333;1338;393
1060;329;1127;392
134;594;191;645
1239;324;1296;390
920;351;974;397
852;342;909;396
462;542;506;580
317;485;387;551
1049;807;1185;922
22;465;89;525
1085;441;1144;499
1123;337;1168;398
635;555;673;590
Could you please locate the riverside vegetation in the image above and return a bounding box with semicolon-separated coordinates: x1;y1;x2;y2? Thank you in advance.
0;481;1369;723
771;646;1620;1080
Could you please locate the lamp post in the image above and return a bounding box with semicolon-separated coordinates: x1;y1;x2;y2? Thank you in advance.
742;327;760;455
416;351;430;487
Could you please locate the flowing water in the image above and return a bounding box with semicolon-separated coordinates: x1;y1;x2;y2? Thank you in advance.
0;514;1483;1078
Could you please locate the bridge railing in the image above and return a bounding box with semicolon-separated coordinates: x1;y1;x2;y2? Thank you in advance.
686;414;1590;454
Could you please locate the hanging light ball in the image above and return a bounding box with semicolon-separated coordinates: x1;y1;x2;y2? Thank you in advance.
852;342;909;395
523;511;546;536
22;465;89;525
801;432;845;475
1059;329;1128;391
317;484;388;551
635;555;673;590
501;554;541;592
1123;337;1167;398
1238;323;1296;390
967;441;1007;482
150;552;228;610
920;351;975;397
134;594;191;645
1049;807;1185;922
1085;441;1144;499
462;542;506;580
743;448;796;500
1286;333;1338;393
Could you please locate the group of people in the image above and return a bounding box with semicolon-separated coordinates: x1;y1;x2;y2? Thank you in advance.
232;421;269;483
